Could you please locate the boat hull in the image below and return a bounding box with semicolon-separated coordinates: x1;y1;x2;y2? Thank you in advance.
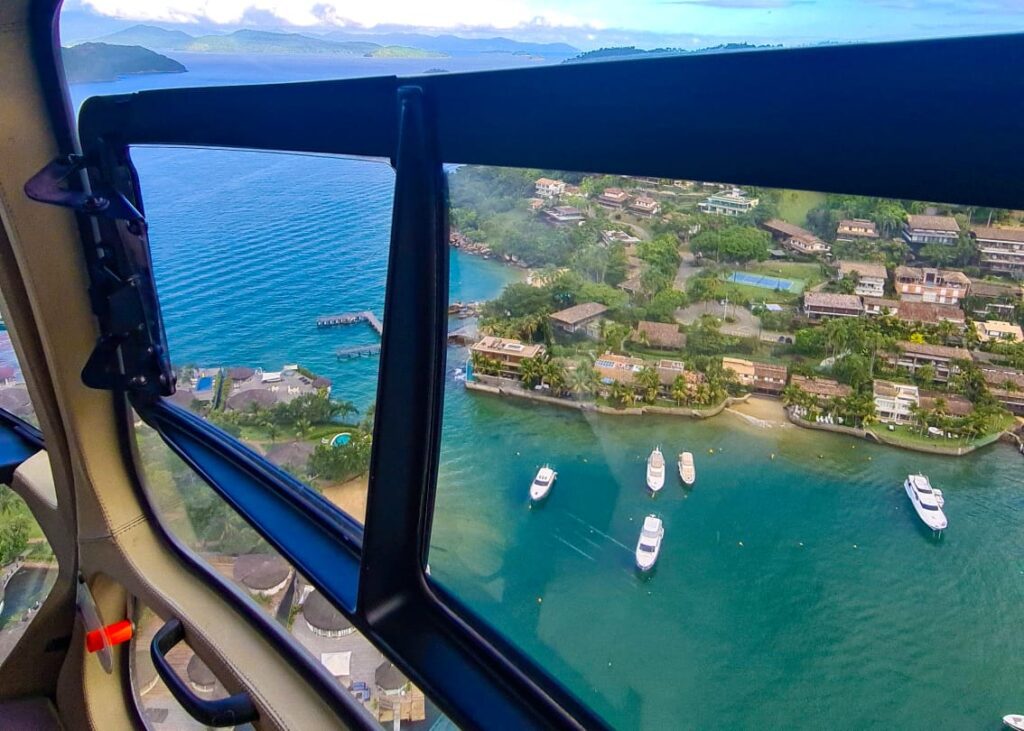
904;477;947;531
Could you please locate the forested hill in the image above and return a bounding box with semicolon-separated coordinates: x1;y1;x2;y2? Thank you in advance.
62;42;187;84
564;43;781;63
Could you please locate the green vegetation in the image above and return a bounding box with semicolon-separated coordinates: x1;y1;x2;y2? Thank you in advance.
690;225;770;263
777;190;827;226
61;43;186;84
0;487;32;566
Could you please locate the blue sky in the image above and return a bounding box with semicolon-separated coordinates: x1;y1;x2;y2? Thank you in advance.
64;0;1024;49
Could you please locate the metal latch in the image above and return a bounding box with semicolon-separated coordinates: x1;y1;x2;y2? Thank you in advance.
24;154;143;221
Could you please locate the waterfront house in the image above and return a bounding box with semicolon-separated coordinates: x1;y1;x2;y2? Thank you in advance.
836;219;879;241
803;292;863;320
594;352;645;385
527;197;544;211
873;380;919;424
723;357;786;394
762;219;830;256
469;336;546;379
564;184;583;197
970;226;1024;276
535;177;566;198
598;187;630;208
895;301;966;330
698;187;759;216
628;196;661;217
788;375;852;416
966;278;1022;319
543;206;585;226
635;320;686;350
887;341;970;383
919;391;973;417
722;357;756;387
903;214;960;246
974;320;1024;343
894;266;970;305
753;362;788;395
655;359;687;388
549;302;608;337
980;366;1024;415
601;229;641;246
837;260;887;298
862;296;900;316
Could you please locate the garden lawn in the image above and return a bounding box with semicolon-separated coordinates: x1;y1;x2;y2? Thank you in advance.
777;189;827;226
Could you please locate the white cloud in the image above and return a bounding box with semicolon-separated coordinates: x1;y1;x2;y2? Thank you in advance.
82;0;595;29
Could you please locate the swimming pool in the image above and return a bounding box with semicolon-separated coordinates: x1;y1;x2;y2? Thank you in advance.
725;271;803;293
330;432;352;447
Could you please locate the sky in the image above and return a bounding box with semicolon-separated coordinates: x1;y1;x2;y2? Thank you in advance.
63;0;1024;49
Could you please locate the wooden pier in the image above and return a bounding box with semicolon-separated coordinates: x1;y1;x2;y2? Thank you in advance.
336;344;382;360
316;310;383;335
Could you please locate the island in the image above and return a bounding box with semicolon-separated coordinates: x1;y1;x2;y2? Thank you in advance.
61;42;186;84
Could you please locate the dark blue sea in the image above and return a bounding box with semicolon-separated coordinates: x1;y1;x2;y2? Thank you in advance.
69;56;1024;731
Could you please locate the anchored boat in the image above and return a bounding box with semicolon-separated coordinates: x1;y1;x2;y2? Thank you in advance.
904;473;947;531
1003;714;1024;731
530;466;557;502
635;515;664;572
646;448;665;493
678;451;695;486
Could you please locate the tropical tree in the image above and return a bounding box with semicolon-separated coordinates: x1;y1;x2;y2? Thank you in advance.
635;366;661;404
601;321;633;353
568;360;599;400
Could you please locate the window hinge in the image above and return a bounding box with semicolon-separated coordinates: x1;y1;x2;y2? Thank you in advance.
25;155;174;401
24;154;143;221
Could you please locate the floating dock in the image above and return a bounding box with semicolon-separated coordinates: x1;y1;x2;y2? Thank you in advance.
336;344;382;359
316;310;383;335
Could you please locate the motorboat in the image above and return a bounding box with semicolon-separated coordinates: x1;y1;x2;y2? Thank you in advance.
904;473;948;531
646;448;665;492
530;466;557;501
1003;714;1024;731
635;515;664;572
678;452;695;486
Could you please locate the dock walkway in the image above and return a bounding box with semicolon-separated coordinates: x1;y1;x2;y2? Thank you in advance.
316;310;383;335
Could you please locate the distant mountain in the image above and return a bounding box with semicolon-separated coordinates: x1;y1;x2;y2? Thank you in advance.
61;42;187;83
321;31;577;57
93;24;447;58
564;43;781;63
97;25;194;50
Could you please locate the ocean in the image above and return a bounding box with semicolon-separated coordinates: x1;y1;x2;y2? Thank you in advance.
69;56;1024;730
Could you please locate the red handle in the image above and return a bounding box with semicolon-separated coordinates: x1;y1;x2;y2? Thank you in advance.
86;619;133;653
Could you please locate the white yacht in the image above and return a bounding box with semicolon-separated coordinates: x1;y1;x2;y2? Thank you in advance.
1004;714;1024;731
635;515;664;572
678;452;695;486
646;448;665;493
529;466;557;502
904;473;947;531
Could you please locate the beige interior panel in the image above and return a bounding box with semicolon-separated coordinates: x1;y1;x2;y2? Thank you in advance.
0;3;356;728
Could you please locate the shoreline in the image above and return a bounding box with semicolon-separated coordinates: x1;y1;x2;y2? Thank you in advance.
465;380;1020;458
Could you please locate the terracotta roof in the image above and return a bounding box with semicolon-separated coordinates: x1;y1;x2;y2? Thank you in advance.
873;380;917;399
375;661;408;691
470;336;545;359
906;214;960;232
303;590;353;633
227;366;255;381
763;219;821;243
968;279;1022;300
790;374;852;398
550;302;609;326
753;362;788;378
896;301;965;325
804;292;863;310
635;321;685;349
837;219;879;236
837;260;887;280
919;391;973;416
897;340;971;360
232;553;291;591
863;296;899;310
971;226;1024;243
226;388;278;411
893;266;970;286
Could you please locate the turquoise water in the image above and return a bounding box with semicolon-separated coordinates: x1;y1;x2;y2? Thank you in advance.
70;60;1024;729
331;433;352;447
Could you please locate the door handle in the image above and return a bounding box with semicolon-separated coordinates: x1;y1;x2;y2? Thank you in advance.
150;618;259;727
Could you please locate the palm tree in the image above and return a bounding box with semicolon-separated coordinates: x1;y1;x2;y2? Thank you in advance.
568;360;599;400
518;356;544;388
546;360;568;395
636;366;661;404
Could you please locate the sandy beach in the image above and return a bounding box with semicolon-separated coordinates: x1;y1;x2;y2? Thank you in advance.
321;475;369;524
725;395;792;428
